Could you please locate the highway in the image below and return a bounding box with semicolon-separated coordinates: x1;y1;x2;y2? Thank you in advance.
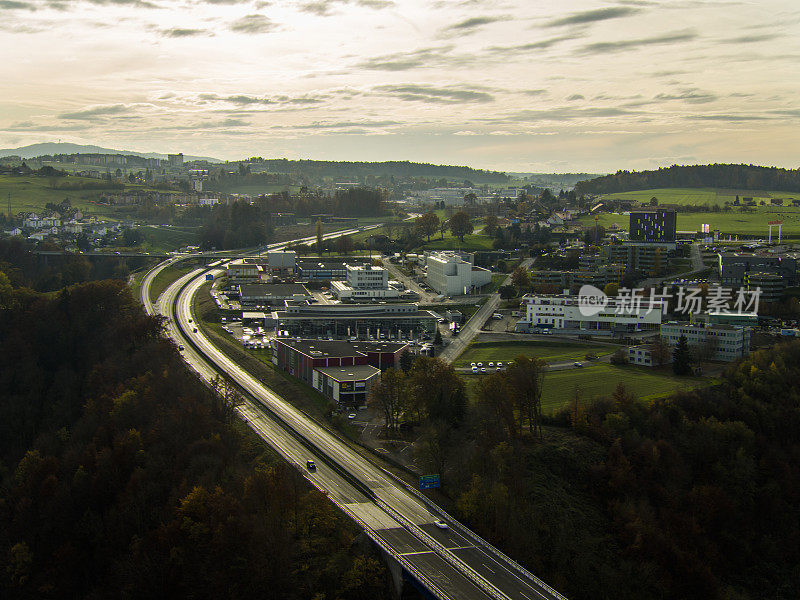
140;240;566;600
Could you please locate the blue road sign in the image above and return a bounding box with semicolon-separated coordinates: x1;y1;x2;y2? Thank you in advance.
419;474;440;490
205;273;214;281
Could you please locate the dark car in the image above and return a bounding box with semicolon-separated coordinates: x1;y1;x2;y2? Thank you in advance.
306;459;316;471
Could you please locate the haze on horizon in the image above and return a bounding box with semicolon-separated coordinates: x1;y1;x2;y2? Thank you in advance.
1;0;798;173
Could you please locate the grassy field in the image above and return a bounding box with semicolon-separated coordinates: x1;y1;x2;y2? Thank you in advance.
139;225;200;253
454;340;615;367
418;231;494;251
599;187;798;207
148;265;193;304
463;363;714;415
581;207;800;237
0;174;168;218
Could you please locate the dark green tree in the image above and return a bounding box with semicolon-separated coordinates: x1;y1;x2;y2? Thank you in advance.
672;334;692;375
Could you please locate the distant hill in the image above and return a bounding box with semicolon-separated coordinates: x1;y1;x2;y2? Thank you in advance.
575;164;800;196
240;158;511;184
0;142;222;163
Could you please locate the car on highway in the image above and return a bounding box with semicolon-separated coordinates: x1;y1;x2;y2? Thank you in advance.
178;344;184;351
306;459;316;471
573;361;583;367
188;318;192;323
434;520;448;529
192;328;198;333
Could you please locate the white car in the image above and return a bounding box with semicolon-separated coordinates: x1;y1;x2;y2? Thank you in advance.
477;362;483;367
470;362;477;368
488;362;494;367
496;362;503;368
348;413;357;419
471;366;478;373
434;520;448;529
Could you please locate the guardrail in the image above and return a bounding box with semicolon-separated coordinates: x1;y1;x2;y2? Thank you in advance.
163;263;567;600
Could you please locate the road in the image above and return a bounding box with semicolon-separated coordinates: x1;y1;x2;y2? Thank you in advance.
141;248;567;600
439;258;533;364
640;242;708;287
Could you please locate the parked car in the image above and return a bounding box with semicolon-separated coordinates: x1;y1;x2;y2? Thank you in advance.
573;361;583;367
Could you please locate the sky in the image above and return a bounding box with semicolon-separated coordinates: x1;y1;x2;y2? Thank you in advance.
0;0;798;173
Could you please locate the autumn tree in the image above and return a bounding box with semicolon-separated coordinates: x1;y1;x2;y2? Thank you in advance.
406;356;467;426
505;355;547;439
415;211;440;241
370;367;406;434
449;211;473;241
315;219;324;252
337;234;354;255
511;266;530;291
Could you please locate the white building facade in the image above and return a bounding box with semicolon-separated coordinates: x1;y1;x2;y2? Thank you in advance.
518;294;665;334
331;264;400;300
425;251;492;296
660;322;750;361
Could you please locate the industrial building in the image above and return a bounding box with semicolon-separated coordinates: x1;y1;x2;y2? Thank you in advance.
237;283;311;307
270;338;408;407
425;251;493;296
272;303;438;338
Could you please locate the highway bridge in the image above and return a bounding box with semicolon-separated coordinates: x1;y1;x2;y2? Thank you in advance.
139;232;567;600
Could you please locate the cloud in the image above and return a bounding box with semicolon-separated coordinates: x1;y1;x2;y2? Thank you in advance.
445;14;509;33
375;84;493;104
59;104;133;120
486;35;574;55
358;45;465;71
720;34;776;44
160;27;211;37
499;106;640;123
690;114;772;122
567;94;584;101
196;92;328;106
580;30;697;54
654;88;717;104
297;0;393;16
0;1;36;9
547;6;640;27
275;119;400;130
229;14;277;34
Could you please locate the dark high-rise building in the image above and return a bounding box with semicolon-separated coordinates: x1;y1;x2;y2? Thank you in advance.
629;208;677;243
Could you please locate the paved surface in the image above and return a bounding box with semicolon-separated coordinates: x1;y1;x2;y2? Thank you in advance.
438;258;534;364
140;246;567;600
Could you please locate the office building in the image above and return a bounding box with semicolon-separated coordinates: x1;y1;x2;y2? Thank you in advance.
516;293;664;334
660;322;750;362
629;208;677;244
330;264;401;300
237;283;311;307
719;253;798;287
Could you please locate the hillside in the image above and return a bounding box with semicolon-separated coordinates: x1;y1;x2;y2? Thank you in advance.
575;164;800;196
0;142;221;163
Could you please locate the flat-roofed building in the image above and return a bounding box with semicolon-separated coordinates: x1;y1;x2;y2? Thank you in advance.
238;283;311;307
719;252;798;287
516;293;665;334
425;251;493;296
661;321;751;362
273;303;438;338
270;338;407;407
744;271;786;303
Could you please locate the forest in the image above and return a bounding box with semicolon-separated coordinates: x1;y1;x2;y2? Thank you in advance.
574;164;800;195
238;158;511;184
418;343;800;600
197;200;274;250
262;187;388;218
0;272;390;599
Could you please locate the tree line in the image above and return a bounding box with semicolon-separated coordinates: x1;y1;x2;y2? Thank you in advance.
575;163;800;195
0;273;390;598
404;342;800;599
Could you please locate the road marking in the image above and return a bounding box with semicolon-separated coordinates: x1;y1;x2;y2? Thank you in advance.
482;562;496;574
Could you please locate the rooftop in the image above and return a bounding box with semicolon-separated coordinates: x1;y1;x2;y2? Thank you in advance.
239;283;310;297
275;338;407;358
315;365;382;382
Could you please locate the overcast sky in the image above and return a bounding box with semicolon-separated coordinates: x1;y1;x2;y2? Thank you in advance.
1;0;798;172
